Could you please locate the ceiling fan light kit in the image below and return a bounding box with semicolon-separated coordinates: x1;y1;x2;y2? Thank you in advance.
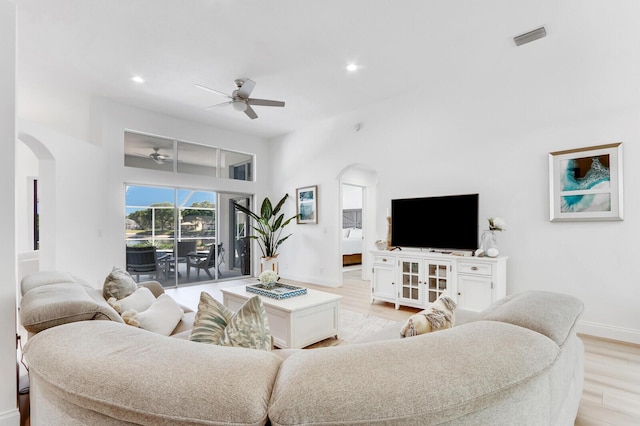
232;99;248;112
196;78;285;120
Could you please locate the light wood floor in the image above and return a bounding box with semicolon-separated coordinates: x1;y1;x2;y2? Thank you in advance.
167;269;640;425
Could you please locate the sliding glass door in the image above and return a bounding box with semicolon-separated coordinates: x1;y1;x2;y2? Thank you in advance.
125;184;251;287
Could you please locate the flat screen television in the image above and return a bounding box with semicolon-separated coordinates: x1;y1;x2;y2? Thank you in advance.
391;193;479;251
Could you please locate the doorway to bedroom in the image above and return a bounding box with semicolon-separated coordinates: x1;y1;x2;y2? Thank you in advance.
341;184;363;278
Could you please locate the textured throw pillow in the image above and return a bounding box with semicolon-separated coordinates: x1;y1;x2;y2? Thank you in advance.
190;292;271;351
122;294;184;336
103;267;138;300
107;287;156;314
400;292;457;338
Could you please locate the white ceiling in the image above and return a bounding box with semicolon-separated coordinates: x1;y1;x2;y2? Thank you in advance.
16;0;640;139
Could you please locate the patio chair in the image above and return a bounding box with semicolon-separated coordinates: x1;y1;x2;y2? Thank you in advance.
165;241;197;279
187;243;224;280
126;246;168;282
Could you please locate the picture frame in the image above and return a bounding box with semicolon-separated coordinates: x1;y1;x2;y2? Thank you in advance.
296;185;318;224
549;142;623;222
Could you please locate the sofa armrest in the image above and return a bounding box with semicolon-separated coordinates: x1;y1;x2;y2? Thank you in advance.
20;283;123;334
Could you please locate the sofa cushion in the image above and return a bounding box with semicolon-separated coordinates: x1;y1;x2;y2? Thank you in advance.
122;294;184;336
107;287;156;314
21;271;77;296
190;292;271;351
103;267;137;300
269;320;560;425
477;290;584;346
20;283;123;333
24;321;282;425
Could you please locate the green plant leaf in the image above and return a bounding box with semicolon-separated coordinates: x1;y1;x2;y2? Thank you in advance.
261;198;273;219
272;194;289;216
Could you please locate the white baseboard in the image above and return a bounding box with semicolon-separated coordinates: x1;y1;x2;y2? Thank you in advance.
577;320;640;345
0;409;20;426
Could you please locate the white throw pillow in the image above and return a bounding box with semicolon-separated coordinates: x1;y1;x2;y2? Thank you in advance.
107;287;156;314
342;228;351;238
122;294;184;336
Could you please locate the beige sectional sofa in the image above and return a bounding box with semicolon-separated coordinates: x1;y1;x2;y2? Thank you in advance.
20;271;585;425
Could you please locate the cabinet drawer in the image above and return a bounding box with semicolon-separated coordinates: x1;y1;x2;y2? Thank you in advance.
458;262;492;276
373;255;394;265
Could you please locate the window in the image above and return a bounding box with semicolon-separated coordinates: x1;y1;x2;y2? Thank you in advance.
125;185;252;287
124;131;254;181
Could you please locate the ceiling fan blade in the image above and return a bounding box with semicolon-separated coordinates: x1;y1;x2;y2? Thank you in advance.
194;84;231;98
244;105;258;120
204;101;232;110
237;79;256;98
247;98;285;107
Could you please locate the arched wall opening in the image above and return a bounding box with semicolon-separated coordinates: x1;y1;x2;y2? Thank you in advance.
17;132;56;279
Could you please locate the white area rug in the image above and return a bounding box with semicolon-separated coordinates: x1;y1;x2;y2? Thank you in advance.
305;309;398;348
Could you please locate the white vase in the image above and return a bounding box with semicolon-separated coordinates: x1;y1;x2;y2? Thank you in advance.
260;256;279;274
480;230;499;256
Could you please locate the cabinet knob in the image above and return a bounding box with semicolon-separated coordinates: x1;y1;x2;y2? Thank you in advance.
458;292;461;295
382;258;387;262
471;266;478;271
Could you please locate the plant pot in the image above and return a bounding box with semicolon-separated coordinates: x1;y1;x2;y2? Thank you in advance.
260;256;279;274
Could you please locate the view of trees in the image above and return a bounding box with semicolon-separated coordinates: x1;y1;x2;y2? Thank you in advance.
126;201;216;235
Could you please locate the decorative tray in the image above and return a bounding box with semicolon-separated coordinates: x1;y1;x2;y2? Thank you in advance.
246;283;308;300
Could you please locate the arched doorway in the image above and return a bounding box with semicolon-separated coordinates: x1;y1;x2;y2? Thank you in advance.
17;132;56;274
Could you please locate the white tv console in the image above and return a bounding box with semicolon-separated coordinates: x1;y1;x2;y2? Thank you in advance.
370;249;507;312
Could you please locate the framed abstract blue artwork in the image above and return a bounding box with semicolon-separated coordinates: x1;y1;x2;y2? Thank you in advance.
296;185;318;224
549;143;623;221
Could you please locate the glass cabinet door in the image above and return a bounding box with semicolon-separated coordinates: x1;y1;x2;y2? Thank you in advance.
426;262;451;303
399;260;421;303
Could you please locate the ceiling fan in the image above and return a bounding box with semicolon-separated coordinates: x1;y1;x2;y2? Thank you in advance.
195;78;285;119
147;148;170;165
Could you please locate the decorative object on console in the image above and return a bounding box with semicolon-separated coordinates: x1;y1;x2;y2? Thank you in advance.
375;240;387;250
400;292;457;337
234;193;298;275
479;217;505;257
549;142;623;221
296;185;318;224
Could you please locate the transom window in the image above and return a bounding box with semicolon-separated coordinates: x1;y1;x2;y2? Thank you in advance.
124;131;254;181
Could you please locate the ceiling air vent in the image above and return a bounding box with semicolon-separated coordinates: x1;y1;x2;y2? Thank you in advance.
513;26;547;46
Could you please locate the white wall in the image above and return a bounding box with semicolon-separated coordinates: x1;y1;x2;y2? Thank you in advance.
271;92;640;343
18;100;270;287
342;184;363;210
1;1;18;424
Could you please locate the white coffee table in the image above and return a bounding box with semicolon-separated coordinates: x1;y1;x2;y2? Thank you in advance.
221;285;342;349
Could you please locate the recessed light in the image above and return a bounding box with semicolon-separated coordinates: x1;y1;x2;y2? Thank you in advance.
346;63;359;72
131;75;145;83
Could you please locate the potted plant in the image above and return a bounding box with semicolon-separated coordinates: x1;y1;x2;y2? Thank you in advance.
234;194;298;273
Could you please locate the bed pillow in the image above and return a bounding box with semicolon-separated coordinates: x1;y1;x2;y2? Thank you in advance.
342;228;351;238
122;294;184;336
190;292;271;351
349;228;363;239
107;287;156;314
103;267;138;300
